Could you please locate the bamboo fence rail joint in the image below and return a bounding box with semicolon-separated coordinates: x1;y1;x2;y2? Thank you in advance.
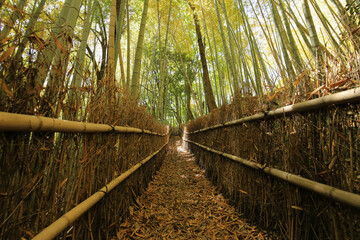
185;139;360;209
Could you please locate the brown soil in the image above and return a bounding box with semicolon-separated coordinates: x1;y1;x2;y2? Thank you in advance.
116;137;268;239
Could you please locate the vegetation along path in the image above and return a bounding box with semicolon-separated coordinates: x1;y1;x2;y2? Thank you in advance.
116;137;268;239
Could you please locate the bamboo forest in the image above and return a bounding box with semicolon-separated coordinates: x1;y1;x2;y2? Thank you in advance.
0;0;360;239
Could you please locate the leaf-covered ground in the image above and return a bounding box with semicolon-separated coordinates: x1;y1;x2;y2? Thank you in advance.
116;137;269;239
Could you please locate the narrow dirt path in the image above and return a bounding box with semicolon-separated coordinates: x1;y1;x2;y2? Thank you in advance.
116;137;268;239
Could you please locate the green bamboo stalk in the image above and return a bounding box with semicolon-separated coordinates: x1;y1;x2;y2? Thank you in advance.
107;0;117;85
42;0;83;117
126;0;131;89
130;0;150;100
237;0;265;94
70;0;96;105
14;0;46;62
211;25;226;104
220;0;240;92
34;0;72;86
271;0;296;81
278;0;304;71
114;0;126;80
283;0;313;55
303;0;322;62
309;0;345;57
253;0;288;87
214;0;239;92
158;0;173;121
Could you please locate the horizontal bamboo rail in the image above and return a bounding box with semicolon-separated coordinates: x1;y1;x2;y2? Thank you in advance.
187;87;360;134
32;141;168;240
0;111;166;136
185;139;360;209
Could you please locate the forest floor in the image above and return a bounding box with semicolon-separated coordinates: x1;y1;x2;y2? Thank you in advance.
115;137;269;239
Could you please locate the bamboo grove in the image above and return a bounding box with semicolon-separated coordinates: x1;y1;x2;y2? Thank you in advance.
0;0;360;238
0;0;359;124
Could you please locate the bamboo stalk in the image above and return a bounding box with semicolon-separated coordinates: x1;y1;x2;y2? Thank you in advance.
186;87;360;134
0;112;167;136
32;141;168;240
185;139;360;209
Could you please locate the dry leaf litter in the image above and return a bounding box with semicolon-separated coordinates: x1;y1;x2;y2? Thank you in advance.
115;137;269;239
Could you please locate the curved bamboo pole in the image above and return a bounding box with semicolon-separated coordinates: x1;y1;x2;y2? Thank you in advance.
0;112;167;136
32;141;168;240
186;87;360;134
185;139;360;209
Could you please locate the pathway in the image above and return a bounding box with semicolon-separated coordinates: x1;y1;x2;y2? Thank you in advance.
116;137;268;239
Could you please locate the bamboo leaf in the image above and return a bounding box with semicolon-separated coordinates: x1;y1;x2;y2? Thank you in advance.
39;147;51;151
0;79;14;98
0;36;11;45
330;79;349;88
52;34;67;54
59;178;68;189
22;229;35;238
0;45;15;63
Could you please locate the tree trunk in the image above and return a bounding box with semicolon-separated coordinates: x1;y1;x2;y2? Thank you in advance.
188;1;217;112
185;67;194;122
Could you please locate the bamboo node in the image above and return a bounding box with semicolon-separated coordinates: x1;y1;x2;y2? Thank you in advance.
108;124;115;132
98;185;109;195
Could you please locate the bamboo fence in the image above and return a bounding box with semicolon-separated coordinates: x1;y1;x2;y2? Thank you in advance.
187;87;360;134
185;139;360;208
33;141;168;240
0;94;169;239
185;89;360;239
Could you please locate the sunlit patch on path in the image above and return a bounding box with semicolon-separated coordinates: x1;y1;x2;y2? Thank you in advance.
115;137;268;239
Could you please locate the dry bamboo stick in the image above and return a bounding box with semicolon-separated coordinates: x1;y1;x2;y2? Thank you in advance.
0;111;167;136
32;141;168;240
185;139;360;209
187;87;360;134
